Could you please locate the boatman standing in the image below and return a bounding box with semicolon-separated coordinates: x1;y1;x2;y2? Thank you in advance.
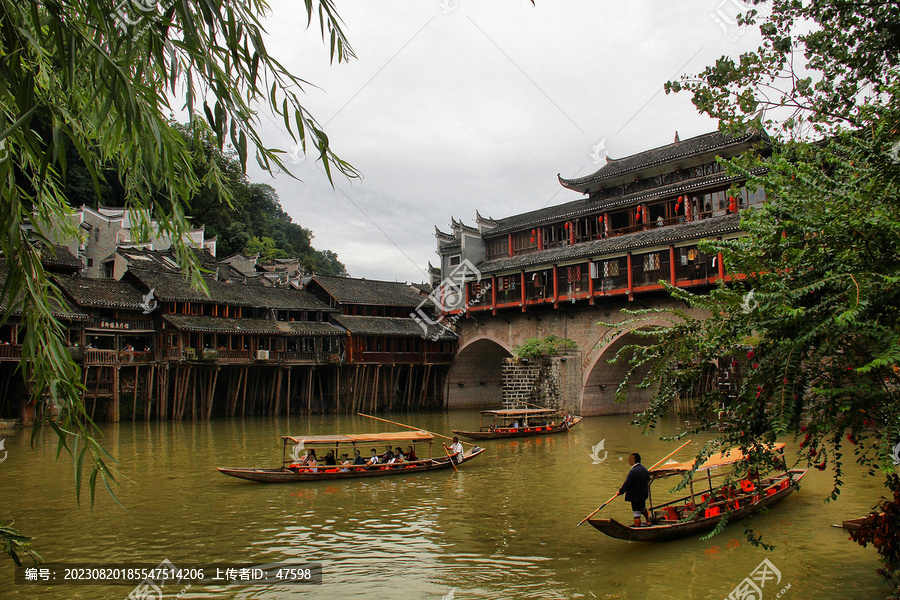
619;452;652;527
449;437;464;464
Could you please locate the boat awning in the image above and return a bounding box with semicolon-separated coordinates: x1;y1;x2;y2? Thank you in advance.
481;408;557;417
282;431;434;445
650;443;786;477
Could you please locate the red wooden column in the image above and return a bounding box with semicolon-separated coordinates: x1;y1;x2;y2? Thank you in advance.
669;245;677;286
603;212;610;237
684;195;692;222
552;265;559;309
717;251;725;280
626;252;634;300
588;261;595;305
520;270;527;313
537;228;544;250
641;203;648;229
491;275;498;315
508;234;514;257
569;221;576;245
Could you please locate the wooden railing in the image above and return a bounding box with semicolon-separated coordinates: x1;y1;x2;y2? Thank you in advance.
0;344;22;361
282;351;319;364
83;349;118;364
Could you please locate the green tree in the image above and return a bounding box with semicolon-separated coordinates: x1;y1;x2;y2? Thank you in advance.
613;0;900;577
512;335;576;360
0;0;357;559
244;236;287;262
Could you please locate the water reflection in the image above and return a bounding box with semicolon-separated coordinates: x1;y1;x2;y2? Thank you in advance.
0;413;890;599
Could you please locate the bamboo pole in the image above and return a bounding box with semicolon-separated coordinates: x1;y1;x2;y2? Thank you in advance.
576;439;693;527
357;413;479;448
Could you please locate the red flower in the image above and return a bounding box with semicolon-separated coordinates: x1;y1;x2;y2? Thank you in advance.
747;350;755;359
809;448;817;456
800;425;807;432
753;363;759;369
815;462;826;471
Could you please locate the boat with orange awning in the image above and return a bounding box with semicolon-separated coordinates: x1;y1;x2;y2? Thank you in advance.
452;408;582;440
218;430;484;482
587;443;807;542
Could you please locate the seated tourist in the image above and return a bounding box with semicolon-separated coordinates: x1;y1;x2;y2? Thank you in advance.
353;449;366;465
339;453;351;472
381;445;394;463
405;446;418;462
366;448;380;468
323;450;337;466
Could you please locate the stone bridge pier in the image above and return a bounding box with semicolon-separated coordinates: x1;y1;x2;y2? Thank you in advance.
446;293;700;416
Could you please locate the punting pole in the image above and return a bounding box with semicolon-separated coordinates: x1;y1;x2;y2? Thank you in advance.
442;443;459;472
576;439;693;527
357;412;478;448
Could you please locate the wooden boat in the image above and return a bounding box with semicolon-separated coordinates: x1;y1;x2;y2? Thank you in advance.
834;514;882;532
452;408;582;440
588;443;807;542
218;430;484;482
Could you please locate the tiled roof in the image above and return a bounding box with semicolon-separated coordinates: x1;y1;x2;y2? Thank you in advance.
55;276;148;310
114;247;219;273
40;244;83;270
163;314;282;334
0;270;89;320
477;213;742;275
483;169;760;237
309;275;425;308
559;130;765;190
129;269;335;312
333;315;457;341
281;321;346;336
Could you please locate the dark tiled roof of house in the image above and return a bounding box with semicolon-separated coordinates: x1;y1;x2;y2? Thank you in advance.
333;315;457;341
309;275;425;308
163;314;282;335
129;269;335;312
114;247;219;273
477;213;742;275
0;270;88;319
40;244;83;270
55;276;148;310
559;130;764;190
281;321;346;336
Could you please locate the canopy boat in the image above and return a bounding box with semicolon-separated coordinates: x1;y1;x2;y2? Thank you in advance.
218;430;484;482
588;443;807;542
452;408;582;440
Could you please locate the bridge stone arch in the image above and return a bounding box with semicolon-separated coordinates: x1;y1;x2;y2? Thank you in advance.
446;336;513;409
581;314;679;416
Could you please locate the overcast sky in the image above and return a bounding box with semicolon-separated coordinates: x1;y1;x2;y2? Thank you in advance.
245;0;765;283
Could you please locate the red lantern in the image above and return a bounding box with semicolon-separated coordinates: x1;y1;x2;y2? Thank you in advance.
564;222;570;229
531;229;536;235
597;216;603;223
530;237;535;244
728;196;738;212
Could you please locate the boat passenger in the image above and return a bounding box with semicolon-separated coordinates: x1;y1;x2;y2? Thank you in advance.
366;448;380;469
324;450;337;466
449;436;464;464
339;453;351;472
303;449;318;473
511;421;519;429
353;449;366;465
381;446;394;463
619;452;652;527
406;446;418;462
394;447;405;461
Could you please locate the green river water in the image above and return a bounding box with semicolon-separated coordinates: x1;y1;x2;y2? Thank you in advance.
0;412;892;599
